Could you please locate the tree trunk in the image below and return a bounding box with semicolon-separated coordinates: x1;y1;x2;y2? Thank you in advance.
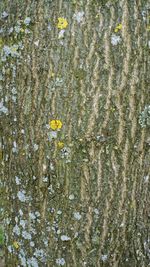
0;0;149;266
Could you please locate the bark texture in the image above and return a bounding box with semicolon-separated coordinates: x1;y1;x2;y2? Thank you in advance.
0;0;150;266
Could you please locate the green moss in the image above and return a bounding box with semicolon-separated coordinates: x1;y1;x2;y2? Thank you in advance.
0;227;4;246
74;69;86;80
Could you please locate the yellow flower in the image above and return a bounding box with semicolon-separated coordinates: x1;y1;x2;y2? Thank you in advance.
114;23;122;33
57;17;68;29
49;120;63;130
13;241;19;249
57;141;64;149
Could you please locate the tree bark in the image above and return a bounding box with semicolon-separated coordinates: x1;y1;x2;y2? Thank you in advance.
0;0;149;266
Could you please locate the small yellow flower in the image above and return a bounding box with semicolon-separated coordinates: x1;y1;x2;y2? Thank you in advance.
57;17;68;29
57;141;64;149
114;23;122;33
49;120;63;130
13;241;19;249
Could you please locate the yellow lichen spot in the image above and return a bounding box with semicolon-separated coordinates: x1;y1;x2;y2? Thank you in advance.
57;141;64;149
13;241;19;249
20;28;25;33
111;107;116;112
51;72;55;77
11;46;18;53
95;13;100;19
49;120;63;130
114;23;122;33
57;17;68;30
147;25;150;31
49;71;55;78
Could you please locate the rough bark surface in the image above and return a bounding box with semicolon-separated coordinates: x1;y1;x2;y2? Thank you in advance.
0;0;150;266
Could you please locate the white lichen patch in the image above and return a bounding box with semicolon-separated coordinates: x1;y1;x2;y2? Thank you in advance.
30;241;35;247
94;208;99;215
141;10;147;21
7;245;13;253
50;163;54;170
13;224;20;236
34;248;45;260
14;25;21;33
111;34;121;45
46;124;50;129
47;23;51;31
73;212;82;220
19;254;27;267
35;211;40;217
56;258;66;266
139;105;150;128
15;216;18;223
0;101;8;114
47;131;57;141
34;40;39;47
56;229;61;235
73;11;84;23
3;44;20;57
12;141;18;153
143;175;149;183
69;194;74;200
27;257;39;267
24;17;31;26
30;227;37;234
60;235;71;241
17;190;26;202
61;147;71;159
101;254;108;262
57;210;62;215
44;239;49;247
74;232;79;238
58;29;65;39
8;27;13;34
33;144;39;151
20;219;26;229
29;212;36;220
1;11;9;19
15;176;21;185
43;176;48;182
19;209;23;216
25;28;31;34
22;230;32;240
12;95;17;102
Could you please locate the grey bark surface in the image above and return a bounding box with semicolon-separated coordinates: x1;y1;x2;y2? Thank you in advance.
0;0;150;266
